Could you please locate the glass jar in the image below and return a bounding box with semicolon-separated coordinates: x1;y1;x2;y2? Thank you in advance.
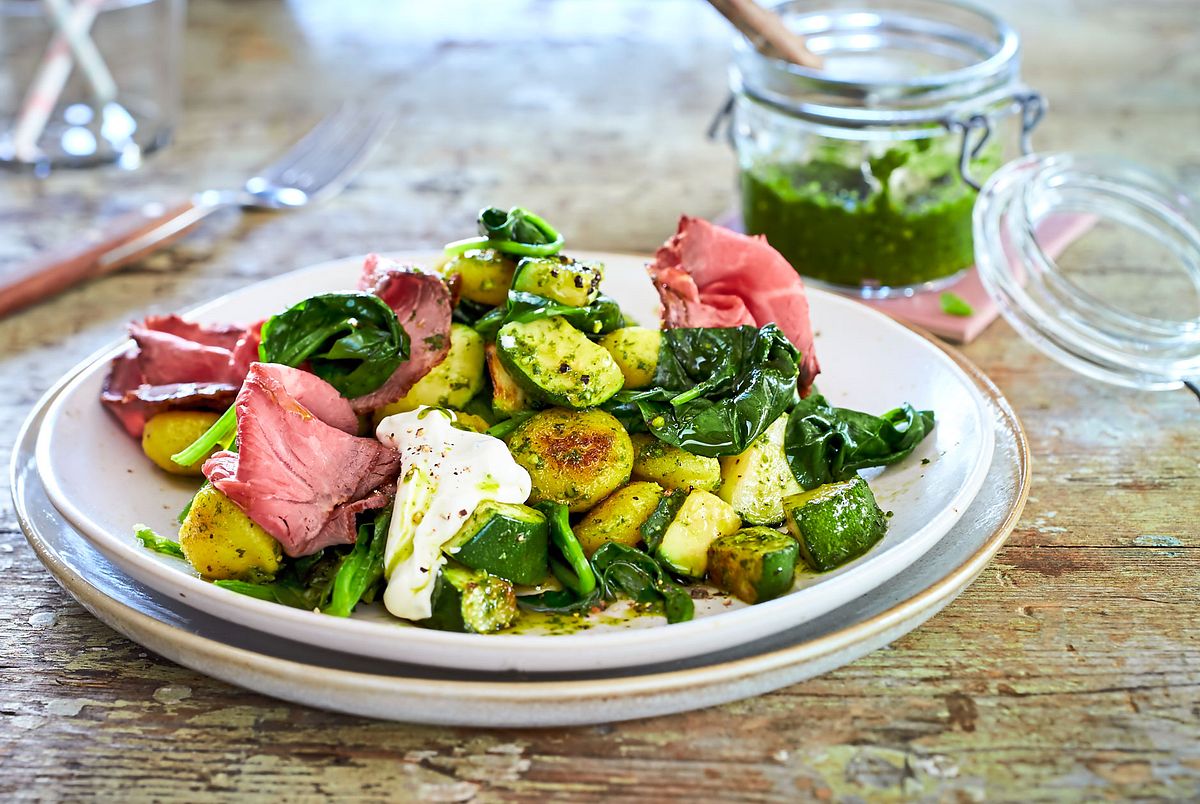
730;0;1043;298
974;152;1200;397
0;0;184;172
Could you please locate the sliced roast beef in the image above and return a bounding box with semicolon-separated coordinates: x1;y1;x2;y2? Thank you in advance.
349;254;453;413
650;216;821;396
100;347;238;436
101;316;260;437
137;315;244;351
131;321;240;386
228;320;264;380
203;363;401;558
651;263;756;330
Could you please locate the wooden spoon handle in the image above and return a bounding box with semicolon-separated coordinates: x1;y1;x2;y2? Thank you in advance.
0;198;218;318
708;0;823;69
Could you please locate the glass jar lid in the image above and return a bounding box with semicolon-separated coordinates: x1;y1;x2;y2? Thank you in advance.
973;152;1200;397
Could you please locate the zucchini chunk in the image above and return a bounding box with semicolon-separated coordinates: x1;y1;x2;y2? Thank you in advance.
707;527;800;604
631;433;722;492
508;408;634;512
718;414;803;525
655;490;742;578
486;342;533;416
372;323;485;419
599;326;661;389
179;485;282;581
442;248;517;307
444;501;549;585
783;476;888;571
573;481;664;557
142;410;222;476
417;562;518;634
512;255;603;307
496;316;624;409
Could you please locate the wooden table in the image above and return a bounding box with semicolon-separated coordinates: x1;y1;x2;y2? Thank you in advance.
2;1;1196;799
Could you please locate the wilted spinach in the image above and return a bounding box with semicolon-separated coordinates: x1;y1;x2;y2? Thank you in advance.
172;292;409;466
133;525;185;559
474;291;624;340
452;297;495;327
215;546;347;610
639;488;687;553
259;292;409;398
614;325;800;457
591;542;694;624
537;501;596;596
444;206;564;259
783;393;936;490
324;506;392;617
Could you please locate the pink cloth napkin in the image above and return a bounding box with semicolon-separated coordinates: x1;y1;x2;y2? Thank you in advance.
715;210;1095;343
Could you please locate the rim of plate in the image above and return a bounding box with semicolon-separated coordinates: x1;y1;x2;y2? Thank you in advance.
12;324;1028;700
31;253;996;668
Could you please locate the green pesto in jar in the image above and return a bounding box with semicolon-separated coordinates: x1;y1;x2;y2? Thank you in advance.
741;140;1001;290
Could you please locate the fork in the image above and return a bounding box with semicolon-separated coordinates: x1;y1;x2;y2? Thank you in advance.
0;104;394;318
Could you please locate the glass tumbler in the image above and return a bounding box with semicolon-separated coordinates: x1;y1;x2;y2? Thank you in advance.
0;0;183;171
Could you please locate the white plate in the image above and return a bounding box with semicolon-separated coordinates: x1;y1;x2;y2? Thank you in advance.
35;252;995;673
13;348;1027;726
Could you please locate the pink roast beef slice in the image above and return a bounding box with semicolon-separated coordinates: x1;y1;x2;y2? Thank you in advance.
649;216;821;396
138;315;245;351
349;254;453;414
203;363;401;558
255;359;359;435
131;321;240;385
101;316;259;437
228;320;265;380
650;262;757;329
100;348;239;437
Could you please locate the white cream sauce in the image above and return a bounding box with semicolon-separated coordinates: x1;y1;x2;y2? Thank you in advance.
375;407;531;621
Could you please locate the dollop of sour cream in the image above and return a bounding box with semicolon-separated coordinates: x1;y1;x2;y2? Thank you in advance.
375;407;531;621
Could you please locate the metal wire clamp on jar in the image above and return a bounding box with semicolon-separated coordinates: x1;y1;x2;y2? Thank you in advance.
723;0;1044;299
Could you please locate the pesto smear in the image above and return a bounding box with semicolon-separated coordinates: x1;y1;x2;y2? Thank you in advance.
741;139;1001;290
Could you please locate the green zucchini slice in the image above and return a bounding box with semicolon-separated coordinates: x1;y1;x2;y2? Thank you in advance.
444;501;549;585
496;316;624;408
417;563;519;634
782;476;888;571
512;255;603;307
707;527;799;604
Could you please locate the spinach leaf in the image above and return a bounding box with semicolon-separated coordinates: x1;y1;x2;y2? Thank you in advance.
133;525;185;559
591;542;694;624
783;393;936;490
536;502;596;596
324;506;392;617
599;396;649;435
474;291;624;341
452;297;495;327
173;292;409;467
444;207;565;259
516;509;604;614
639;488;688;553
616;325;800;457
215;545;349;611
516;586;603;614
259;292;409;398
